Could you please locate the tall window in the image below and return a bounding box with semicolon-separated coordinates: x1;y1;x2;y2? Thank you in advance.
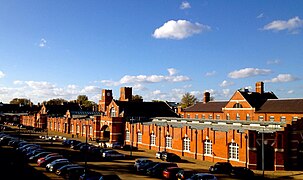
76;125;80;133
280;116;286;122
137;132;142;143
195;114;199;119
187;114;190;118
166;135;172;148
125;130;130;141
229;142;239;160
208;115;213;119
89;126;93;136
150;133;156;146
183;137;190;152
226;114;230;120
204;139;212;156
82;125;86;135
71;124;74;133
258;116;264;121
246;114;250;121
110;107;116;117
202;114;205;120
269;116;275;122
236;113;240;120
216;115;220;120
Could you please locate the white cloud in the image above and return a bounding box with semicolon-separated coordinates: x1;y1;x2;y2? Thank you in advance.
264;74;298;83
228;68;272;79
100;69;190;87
153;20;211;40
262;16;303;34
168;68;177;76
80;86;101;93
39;38;47;47
0;71;5;78
267;59;280;65
219;80;234;87
257;13;264;19
222;89;231;97
205;71;216;76
180;1;191;9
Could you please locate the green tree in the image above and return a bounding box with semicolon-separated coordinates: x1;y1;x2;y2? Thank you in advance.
180;92;198;108
10;98;32;105
44;98;67;105
132;94;143;102
77;95;88;105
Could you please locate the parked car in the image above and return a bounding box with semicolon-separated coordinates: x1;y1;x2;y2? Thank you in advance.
28;151;53;162
209;162;233;174
186;173;217;180
137;161;159;174
79;170;102;180
63;166;85;180
161;152;181;162
45;158;70;172
98;174;121;180
37;155;64;167
112;142;123;149
55;164;83;176
102;150;125;160
176;169;196;180
146;162;178;177
156;151;167;159
231;166;254;178
134;158;153;171
163;167;183;179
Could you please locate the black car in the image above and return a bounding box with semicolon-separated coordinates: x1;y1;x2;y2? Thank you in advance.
231;166;254;178
161;152;181;162
209;162;233;174
137;161;159;174
64;166;85;180
176;169;196;180
146;162;178;177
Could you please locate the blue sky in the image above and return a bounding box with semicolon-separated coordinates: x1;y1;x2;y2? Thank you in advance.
0;0;303;104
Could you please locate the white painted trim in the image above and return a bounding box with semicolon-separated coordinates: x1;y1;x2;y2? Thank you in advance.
275;165;284;167
110;133;122;135
274;148;284;152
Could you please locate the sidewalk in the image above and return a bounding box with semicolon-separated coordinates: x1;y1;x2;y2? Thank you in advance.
46;130;303;180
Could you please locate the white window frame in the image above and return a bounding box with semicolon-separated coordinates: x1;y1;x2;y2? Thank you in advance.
137;132;142;143
204;139;212;156
195;114;199;119
166;136;172;149
110;107;116;117
269;116;275;122
126;130;130;141
150;133;156;146
76;125;80;133
183;137;190;152
236;113;240;120
280;116;286;122
246;114;250;121
71;124;74;133
89;126;93;136
229;142;239;160
259;116;264;121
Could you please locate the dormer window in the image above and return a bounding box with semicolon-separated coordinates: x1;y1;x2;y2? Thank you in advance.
233;103;243;108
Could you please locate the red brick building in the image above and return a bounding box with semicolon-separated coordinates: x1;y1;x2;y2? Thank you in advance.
125;82;303;171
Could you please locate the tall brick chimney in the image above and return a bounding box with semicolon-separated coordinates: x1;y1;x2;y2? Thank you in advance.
203;92;210;103
256;81;264;94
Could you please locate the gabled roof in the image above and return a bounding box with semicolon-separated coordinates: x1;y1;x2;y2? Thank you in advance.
0;103;40;114
183;101;228;112
114;100;179;121
45;103;82;117
239;91;278;110
257;99;303;113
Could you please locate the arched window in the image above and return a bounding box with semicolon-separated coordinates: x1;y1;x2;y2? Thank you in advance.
204;139;212;155
150;133;156;146
110;107;116;117
89;126;93;136
229;142;239;160
183;137;190;152
233;103;243;108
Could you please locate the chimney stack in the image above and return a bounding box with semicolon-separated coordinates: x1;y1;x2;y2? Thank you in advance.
203;92;210;103
256;81;264;94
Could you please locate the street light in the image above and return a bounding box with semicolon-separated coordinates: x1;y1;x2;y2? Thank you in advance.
130;118;134;157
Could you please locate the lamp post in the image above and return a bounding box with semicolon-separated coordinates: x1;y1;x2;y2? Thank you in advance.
245;134;248;168
158;127;161;151
84;122;88;180
130;118;134;157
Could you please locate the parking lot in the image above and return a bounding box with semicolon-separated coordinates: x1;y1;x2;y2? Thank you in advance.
1;125;303;180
